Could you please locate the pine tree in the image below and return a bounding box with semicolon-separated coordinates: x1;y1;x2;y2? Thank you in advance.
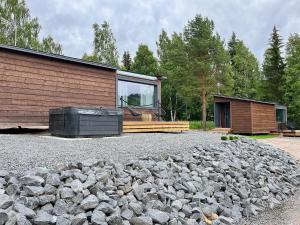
131;44;158;75
284;33;300;127
122;51;132;71
228;32;261;98
83;21;119;66
184;15;233;129
262;26;285;103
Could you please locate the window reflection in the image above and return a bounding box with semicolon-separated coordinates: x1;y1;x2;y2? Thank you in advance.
118;80;156;107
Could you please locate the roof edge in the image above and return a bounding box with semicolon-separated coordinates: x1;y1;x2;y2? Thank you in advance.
0;44;118;71
214;95;277;105
117;70;158;81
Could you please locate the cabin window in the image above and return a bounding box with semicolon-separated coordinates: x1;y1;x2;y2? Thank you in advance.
118;80;157;107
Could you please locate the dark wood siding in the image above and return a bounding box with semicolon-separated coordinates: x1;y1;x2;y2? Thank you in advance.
0;50;116;128
214;96;276;134
230;100;252;133
251;102;276;133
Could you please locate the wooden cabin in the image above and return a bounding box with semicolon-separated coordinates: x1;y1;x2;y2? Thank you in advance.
214;95;287;134
0;44;164;129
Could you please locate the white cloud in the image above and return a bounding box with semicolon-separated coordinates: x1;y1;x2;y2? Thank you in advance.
26;0;300;63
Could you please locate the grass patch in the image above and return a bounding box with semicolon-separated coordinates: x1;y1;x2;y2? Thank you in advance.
245;134;278;139
189;121;215;130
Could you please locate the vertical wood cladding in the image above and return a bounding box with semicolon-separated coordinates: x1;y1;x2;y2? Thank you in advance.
0;50;116;128
251;102;276;133
230;100;252;133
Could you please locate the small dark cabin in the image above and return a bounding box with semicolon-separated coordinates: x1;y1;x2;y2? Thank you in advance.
214;95;287;134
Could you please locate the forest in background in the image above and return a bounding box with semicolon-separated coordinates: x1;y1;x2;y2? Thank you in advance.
1;0;299;128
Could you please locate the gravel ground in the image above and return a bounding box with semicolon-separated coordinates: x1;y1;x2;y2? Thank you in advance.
241;190;300;225
0;131;222;173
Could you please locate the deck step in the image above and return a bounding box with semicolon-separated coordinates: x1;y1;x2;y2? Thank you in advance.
211;128;232;134
123;121;189;133
282;130;300;137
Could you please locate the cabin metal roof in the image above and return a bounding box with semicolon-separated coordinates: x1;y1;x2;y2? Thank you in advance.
214;95;279;105
0;44;117;71
117;70;158;81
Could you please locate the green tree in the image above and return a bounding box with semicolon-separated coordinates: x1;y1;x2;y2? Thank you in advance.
83;21;119;66
262;26;285;103
132;44;158;75
284;33;300;127
0;0;62;54
157;30;192;121
40;35;62;55
228;32;261;98
184;15;233;129
121;51;132;71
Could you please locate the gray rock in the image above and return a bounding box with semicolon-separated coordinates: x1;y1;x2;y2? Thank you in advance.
34;211;57;225
147;209;170;224
53;199;68;216
80;195;99;210
57;216;71;225
0;170;9;178
219;216;234;225
0;209;8;225
71;213;87;225
38;195;56;205
91;210;106;225
60;188;75;199
20;175;44;186
130;217;153;225
171;200;182;210
14;203;36;218
121;209;134;220
107;215;123;225
0;194;13;209
15;213;32;225
129;202;143;215
70;180;83;193
23;186;44;196
46;173;61;187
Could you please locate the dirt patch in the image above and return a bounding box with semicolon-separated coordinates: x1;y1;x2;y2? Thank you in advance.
259;137;300;160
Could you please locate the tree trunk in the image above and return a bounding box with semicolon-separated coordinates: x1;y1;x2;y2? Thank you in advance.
174;95;177;121
201;89;207;130
169;96;174;121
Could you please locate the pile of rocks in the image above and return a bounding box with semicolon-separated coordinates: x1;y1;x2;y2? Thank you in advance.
0;138;299;225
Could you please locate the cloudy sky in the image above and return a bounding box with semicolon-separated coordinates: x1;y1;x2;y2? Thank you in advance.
26;0;300;63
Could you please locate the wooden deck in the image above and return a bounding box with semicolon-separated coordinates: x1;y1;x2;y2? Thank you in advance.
282;130;300;137
123;121;189;133
211;128;232;134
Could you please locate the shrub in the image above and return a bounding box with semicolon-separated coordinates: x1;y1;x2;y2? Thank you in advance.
189;121;215;130
221;136;228;140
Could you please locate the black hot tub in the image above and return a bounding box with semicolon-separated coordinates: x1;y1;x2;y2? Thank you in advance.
49;107;123;138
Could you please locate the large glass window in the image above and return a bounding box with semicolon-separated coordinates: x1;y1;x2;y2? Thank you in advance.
118;80;157;107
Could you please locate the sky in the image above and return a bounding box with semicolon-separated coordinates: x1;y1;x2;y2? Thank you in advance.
26;0;300;63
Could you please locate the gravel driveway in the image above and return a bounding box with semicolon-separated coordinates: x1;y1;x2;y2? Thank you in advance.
259;137;300;160
0;131;222;173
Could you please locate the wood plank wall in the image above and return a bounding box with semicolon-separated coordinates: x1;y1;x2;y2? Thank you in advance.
0;50;116;128
251;102;276;133
230;100;252;133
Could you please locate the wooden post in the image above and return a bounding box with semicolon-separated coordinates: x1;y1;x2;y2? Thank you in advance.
120;96;123;108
